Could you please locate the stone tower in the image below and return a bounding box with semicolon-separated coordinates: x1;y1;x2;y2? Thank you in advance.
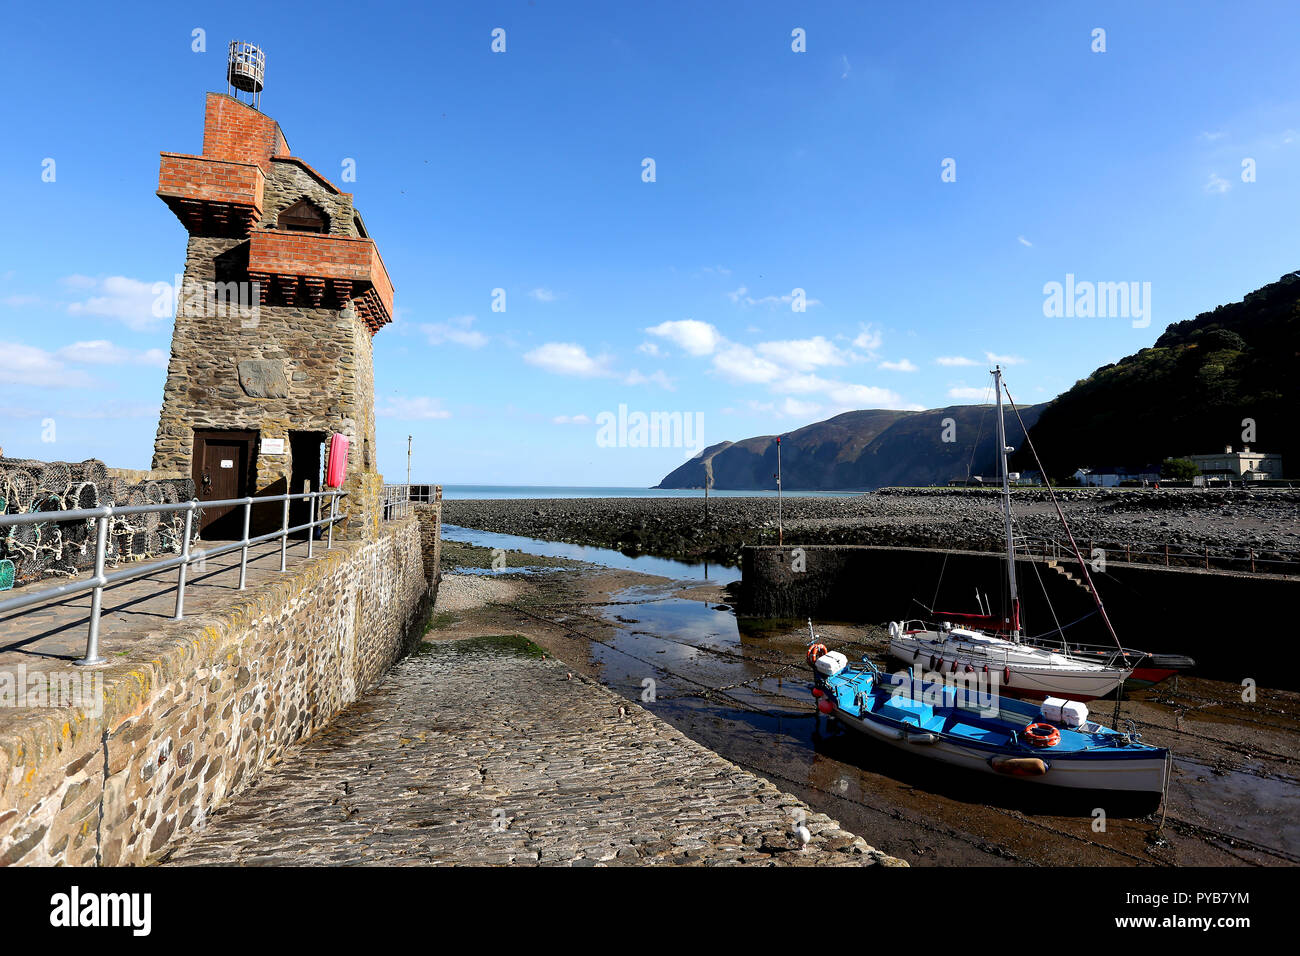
152;85;393;540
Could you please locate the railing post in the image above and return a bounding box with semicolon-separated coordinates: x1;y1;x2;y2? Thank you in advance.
280;495;290;572
327;493;335;549
238;498;252;590
1250;549;1256;574
75;510;110;666
307;492;315;559
173;503;195;620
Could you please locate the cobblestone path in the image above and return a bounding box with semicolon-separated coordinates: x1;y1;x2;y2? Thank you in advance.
164;636;902;866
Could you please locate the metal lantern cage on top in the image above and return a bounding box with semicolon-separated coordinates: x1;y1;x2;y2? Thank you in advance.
226;40;266;108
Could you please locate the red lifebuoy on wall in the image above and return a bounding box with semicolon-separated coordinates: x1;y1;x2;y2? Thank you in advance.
325;433;349;488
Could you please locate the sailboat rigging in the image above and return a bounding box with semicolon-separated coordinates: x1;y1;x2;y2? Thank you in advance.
887;367;1193;699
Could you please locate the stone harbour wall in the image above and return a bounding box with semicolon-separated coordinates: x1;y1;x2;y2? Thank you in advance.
0;517;431;866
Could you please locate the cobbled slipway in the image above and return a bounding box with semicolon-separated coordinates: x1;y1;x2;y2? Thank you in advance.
164;642;903;866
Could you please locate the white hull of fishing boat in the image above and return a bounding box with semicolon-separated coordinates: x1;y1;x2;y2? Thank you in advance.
890;626;1130;701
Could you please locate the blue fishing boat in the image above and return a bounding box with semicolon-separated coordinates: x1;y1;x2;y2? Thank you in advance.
809;637;1170;795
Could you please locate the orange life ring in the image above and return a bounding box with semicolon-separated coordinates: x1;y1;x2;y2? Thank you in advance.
1023;722;1061;748
806;643;828;665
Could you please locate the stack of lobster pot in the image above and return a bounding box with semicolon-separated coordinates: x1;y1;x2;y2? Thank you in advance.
0;457;199;589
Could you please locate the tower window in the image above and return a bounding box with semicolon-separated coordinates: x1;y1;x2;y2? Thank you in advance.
277;198;329;233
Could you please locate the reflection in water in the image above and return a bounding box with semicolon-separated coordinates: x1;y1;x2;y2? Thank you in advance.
441;525;733;582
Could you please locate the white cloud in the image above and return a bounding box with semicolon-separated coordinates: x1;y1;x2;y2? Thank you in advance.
712;343;784;384
376;396;452;419
1017;236;1033;247
1204;172;1231;194
936;355;977;366
840;54;851;80
66;276;163;331
56;340;168;368
852;324;883;355
948;385;992;401
878;358;918;372
1199;130;1226;142
524;342;612;378
420;315;487;348
552;414;592;425
985;351;1025;366
636;341;665;357
645;319;721;356
529;288;558;302
755;335;846;372
0;342;95;388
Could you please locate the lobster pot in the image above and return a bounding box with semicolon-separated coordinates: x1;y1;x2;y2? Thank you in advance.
9;522;39;551
75;459;108;484
62;517;92;546
67;481;99;511
146;530;165;554
39;526;63;554
6;470;36;511
105;477;129;506
38;461;71;496
20;549;52;579
32;493;64;516
125;531;149;558
0;558;14;590
144;481;163;505
174;478;196;501
160;482;179;504
56;541;82;574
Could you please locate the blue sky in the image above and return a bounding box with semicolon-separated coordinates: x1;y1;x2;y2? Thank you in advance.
3;1;1299;485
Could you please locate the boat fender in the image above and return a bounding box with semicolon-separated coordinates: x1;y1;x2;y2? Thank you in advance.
929;655;938;671
905;732;938;745
990;755;1048;777
1004;666;1011;684
806;643;828;665
816;698;835;715
1023;722;1061;748
811;687;824;698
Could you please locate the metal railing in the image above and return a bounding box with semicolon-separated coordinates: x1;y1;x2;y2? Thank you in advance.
0;490;347;666
381;483;441;521
1022;533;1300;577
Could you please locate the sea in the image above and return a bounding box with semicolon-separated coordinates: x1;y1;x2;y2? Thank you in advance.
437;485;868;500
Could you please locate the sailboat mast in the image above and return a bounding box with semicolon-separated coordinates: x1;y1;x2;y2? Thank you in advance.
994;366;1021;641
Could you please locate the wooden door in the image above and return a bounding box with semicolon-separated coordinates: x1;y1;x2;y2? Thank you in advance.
192;430;257;536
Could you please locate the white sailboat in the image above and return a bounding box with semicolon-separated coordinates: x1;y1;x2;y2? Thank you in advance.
888;367;1136;701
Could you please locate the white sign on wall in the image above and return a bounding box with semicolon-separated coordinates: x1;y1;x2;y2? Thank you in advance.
261;438;285;455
